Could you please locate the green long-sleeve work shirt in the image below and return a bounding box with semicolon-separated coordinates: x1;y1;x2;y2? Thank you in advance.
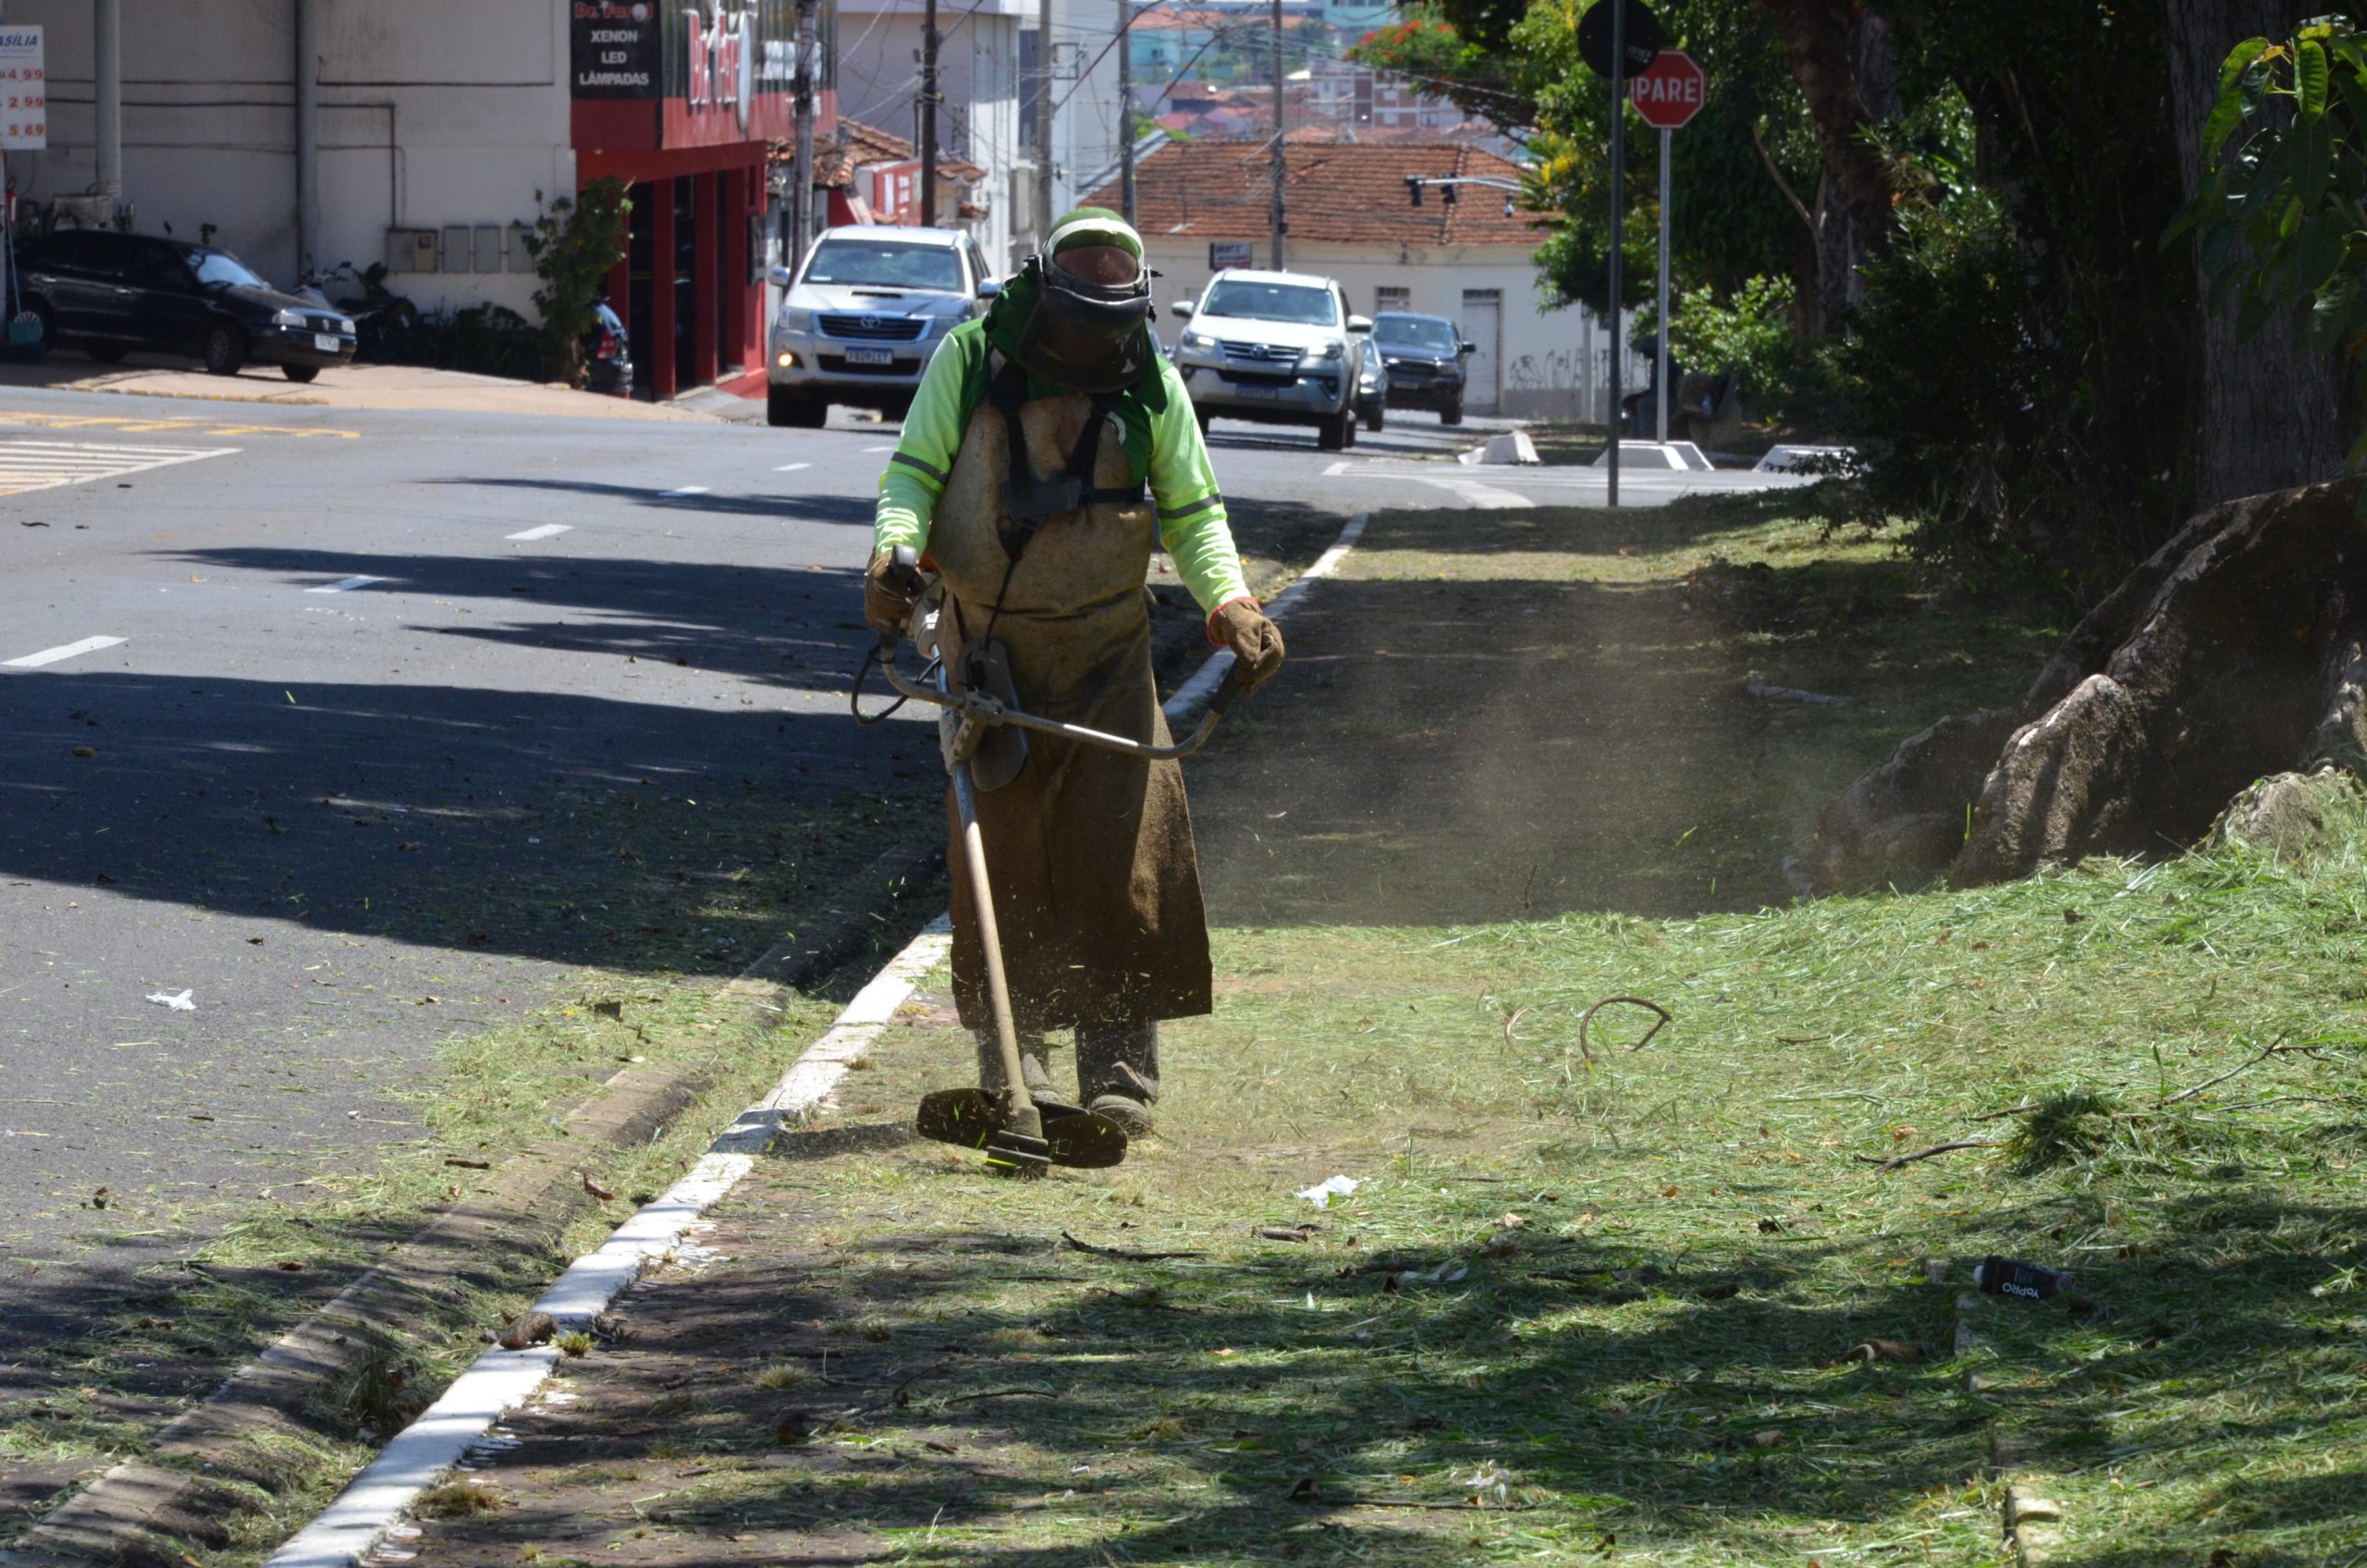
871;321;1251;614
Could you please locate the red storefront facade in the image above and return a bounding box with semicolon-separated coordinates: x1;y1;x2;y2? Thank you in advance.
570;0;836;399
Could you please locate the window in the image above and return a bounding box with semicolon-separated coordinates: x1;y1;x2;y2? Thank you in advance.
1200;278;1339;325
801;238;965;292
127;240;194;289
1375;287;1409;314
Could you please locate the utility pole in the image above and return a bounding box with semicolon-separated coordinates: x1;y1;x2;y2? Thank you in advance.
920;0;939;227
1656;125;1670;444
296;0;320;272
1034;0;1053;245
1117;0;1134;223
1606;0;1625;508
94;0;121;222
1268;0;1284;268
790;0;817;273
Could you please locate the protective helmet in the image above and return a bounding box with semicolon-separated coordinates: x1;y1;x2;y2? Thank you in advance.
1013;207;1157;394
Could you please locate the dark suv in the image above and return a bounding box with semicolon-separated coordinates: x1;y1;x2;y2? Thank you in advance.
16;231;358;382
1371;311;1474;425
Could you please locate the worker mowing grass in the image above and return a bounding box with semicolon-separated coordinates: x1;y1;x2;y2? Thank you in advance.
862;207;1285;1148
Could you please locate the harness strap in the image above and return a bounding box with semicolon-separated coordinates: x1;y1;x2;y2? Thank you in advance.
987;350;1145;563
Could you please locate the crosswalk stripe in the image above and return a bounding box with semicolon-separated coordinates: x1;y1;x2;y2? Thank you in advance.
5;635;128;669
0;440;239;496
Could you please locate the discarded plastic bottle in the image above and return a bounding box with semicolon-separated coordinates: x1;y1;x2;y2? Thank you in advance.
1974;1256;2071;1302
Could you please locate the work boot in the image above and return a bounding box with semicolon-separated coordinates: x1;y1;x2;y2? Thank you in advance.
975;1031;1077;1112
1077;1022;1159;1134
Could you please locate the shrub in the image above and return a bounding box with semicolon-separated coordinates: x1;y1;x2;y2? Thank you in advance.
1668;275;1801;417
407;303;553;382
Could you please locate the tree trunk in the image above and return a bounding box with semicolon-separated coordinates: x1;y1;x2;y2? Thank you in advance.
1757;0;1896;325
1809;480;2367;891
2165;0;2349;506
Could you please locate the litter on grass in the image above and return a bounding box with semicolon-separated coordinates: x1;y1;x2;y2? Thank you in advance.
145;988;195;1011
1294;1174;1362;1208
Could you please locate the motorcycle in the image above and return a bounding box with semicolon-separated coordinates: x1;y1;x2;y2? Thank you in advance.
292;261;417;363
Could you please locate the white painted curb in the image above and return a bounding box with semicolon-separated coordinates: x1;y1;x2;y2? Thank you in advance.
262;920;952;1568
1164;509;1367;717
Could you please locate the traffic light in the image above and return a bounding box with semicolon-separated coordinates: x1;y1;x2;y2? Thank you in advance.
1441;181;1457;205
1405;175;1423;206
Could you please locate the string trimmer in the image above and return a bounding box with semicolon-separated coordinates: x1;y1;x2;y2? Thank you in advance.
859;545;1243;1175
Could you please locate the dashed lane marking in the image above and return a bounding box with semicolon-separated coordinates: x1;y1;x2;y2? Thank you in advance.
0;410;359;439
0;440;241;496
656;485;711;499
306;575;386;594
5;635;128;669
773;462;812;472
507;523;572;542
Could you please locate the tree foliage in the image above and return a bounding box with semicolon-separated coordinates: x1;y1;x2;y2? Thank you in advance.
2177;15;2367;462
518;177;633;386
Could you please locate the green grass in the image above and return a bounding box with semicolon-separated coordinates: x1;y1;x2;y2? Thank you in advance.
393;495;2367;1568
690;829;2365;1566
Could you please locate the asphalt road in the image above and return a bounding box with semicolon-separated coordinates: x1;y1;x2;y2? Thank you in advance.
0;384;1800;1305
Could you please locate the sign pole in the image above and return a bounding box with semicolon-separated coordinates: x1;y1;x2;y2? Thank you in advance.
1607;0;1623;508
1656;125;1669;445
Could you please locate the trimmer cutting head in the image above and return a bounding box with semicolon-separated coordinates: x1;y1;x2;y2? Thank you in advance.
915;1088;1131;1170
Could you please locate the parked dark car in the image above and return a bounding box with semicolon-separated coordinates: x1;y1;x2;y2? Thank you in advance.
583;300;633;397
1371;311;1473;425
15;231;358;382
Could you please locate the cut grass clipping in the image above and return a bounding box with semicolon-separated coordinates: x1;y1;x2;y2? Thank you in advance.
423;823;2367;1568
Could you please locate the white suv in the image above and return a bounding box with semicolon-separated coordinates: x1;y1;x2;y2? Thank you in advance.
765;226;999;428
1169;269;1372;450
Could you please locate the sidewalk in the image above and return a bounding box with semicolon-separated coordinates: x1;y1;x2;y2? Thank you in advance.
0;356;711;422
303;497;2367;1566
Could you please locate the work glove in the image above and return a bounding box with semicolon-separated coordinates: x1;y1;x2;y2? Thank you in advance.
864;548;921;637
1209;597;1285;692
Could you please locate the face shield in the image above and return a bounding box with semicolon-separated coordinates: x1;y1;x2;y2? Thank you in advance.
1013;242;1157;395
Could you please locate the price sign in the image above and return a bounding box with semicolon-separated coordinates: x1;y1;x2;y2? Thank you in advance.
1;27;47;151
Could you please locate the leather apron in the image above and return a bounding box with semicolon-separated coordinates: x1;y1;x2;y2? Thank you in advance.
930;391;1213;1032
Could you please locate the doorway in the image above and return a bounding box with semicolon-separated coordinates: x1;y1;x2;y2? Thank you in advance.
1459;288;1501;412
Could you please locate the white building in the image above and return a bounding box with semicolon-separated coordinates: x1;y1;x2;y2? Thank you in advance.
4;0;836;398
1090;138;1640;419
833;0;1022;263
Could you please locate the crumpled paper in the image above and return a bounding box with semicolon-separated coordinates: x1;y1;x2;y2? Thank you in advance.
1294;1174;1362;1209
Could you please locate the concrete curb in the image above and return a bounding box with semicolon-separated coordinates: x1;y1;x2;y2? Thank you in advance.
258;919;953;1568
1165;509;1367;717
3;849;939;1568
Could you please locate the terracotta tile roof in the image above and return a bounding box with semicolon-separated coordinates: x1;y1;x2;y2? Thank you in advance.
776;117;984;189
1126;7;1248;29
1085;140;1540;248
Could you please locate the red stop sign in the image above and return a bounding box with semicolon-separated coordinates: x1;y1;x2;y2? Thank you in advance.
1630;49;1705;129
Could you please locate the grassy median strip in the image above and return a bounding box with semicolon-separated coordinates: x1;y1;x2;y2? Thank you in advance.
387;496;2362;1567
409;832;2367;1566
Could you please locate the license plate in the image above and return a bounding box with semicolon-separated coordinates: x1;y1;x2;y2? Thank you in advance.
843;346;894;366
313;333;341;353
1234;381;1280;397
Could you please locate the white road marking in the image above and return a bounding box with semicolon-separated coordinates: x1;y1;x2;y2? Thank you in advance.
863;444;895;453
259;920;955;1568
5;634;127;669
0;440;239;496
306;576;386;594
506;523;572;542
1417;475;1533;508
1322;460;1354;477
773;461;812;472
656;485;711;499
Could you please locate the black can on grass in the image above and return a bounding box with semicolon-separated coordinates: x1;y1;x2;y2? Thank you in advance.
1974;1256;2071;1302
